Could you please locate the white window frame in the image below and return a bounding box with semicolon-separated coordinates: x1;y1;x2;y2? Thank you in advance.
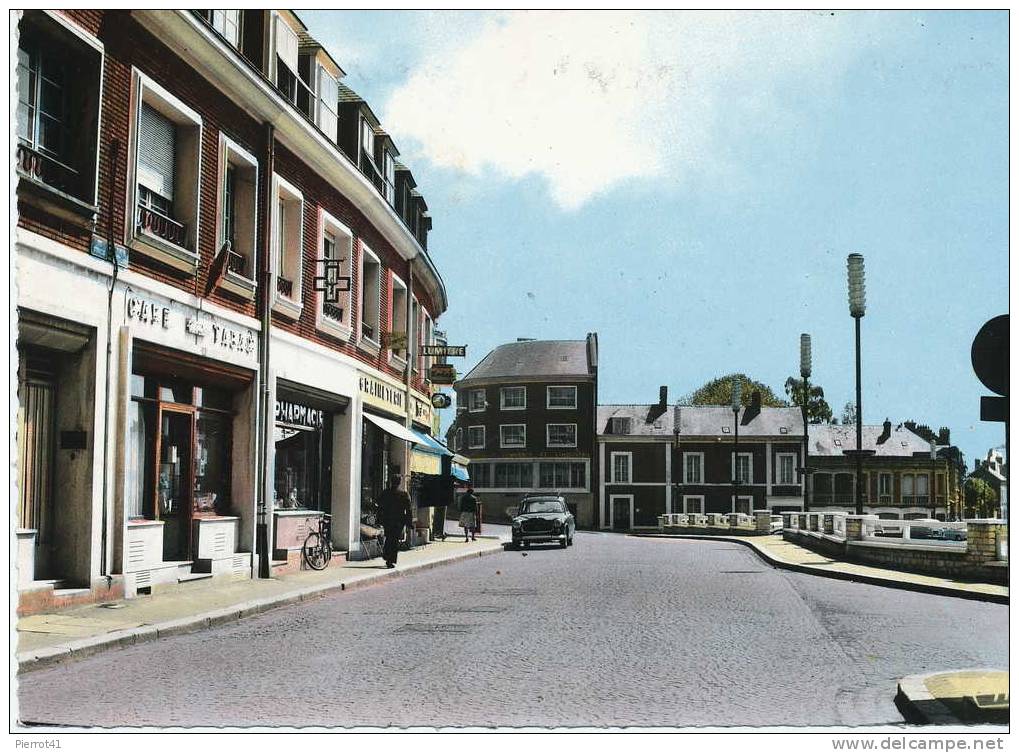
499;424;526;449
500;386;527;411
547;385;578;410
211;9;241;48
468;389;486;413
272;12;299;85
879;472;893;504
387;272;408;366
314;209;354;340
683;495;704;514
731;451;753;485
732;495;754;515
214;133;258;299
610;451;632;484
776;453;797;486
683;452;704;484
383;150;396;205
467;425;485;450
361;116;375;156
316;64;339;142
128;68;203;272
537;460;589;491
357;241;382;353
270;172;304;319
546;423;577;448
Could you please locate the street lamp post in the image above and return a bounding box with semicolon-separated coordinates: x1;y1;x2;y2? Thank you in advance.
800;333;812;513
732;380;742;514
847;253;867;516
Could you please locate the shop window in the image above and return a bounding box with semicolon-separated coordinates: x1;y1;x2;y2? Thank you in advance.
546;423;577;448
500;424;525;448
494;463;533;489
15;11;102;213
539;461;586;489
547;385;577;409
501;386;526;410
215;134;258;298
274;400;332;511
471;463;491;488
271;173;304;318
316;210;354;339
130;70;202;272
358;244;381;347
388;273;408;362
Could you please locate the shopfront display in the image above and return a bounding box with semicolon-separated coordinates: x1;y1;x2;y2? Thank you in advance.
273;397;332;512
127;344;252;561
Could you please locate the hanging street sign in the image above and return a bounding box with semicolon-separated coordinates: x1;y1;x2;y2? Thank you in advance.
429;364;457;384
421;344;466;358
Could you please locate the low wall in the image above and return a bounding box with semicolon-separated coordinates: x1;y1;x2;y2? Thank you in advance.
783;517;1008;585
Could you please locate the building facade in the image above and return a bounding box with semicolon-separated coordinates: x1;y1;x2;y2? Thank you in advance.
806;421;962;520
597;396;806;530
14;9;450;613
448;336;598;528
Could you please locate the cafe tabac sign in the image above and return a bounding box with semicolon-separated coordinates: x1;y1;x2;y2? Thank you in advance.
358;370;432;426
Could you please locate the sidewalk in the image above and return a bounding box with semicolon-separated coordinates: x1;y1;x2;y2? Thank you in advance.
634;532;1009;604
896;669;1009;725
16;536;504;673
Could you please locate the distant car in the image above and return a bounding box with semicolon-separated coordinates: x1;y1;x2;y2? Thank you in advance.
511;495;575;549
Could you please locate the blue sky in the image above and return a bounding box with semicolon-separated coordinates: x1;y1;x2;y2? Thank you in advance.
302;10;1008;466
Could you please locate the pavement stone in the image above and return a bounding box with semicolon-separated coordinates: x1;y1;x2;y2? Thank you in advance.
635;532;1009;603
896;669;1009;725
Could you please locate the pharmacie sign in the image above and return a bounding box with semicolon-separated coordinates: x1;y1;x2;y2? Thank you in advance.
275;400;324;430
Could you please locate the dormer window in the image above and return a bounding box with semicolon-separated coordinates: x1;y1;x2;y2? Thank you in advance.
361;117;375;156
212;10;240;48
610;417;631;435
383;151;396;205
274;14;299;104
316;66;339;142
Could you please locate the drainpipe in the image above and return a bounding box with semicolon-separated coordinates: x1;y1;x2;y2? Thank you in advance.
99;138;122;580
256;123;275;578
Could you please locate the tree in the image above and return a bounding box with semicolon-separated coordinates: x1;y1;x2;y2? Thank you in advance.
784;377;833;424
680;373;788;407
964;477;997;518
840;401;857;425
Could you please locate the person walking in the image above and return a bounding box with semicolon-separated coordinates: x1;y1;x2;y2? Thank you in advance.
458;486;480;542
377;474;413;568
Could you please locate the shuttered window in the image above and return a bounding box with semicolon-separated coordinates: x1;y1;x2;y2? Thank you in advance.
275;16;299;73
317;67;339;140
137;103;175;201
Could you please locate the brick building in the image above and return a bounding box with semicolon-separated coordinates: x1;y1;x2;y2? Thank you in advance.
447;336;599;527
597;394;805;530
806;421;962;520
14;10;451;613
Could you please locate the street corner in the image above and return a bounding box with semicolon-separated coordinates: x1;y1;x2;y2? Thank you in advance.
896;668;1008;725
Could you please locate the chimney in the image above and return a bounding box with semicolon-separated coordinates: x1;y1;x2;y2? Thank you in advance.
938;427;950;445
646;385;669;424
741;390;762;424
876;419;892;445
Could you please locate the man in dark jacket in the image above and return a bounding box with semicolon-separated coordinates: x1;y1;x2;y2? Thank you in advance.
377;474;413;568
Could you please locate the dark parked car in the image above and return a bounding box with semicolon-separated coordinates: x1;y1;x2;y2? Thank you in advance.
511;495;575;549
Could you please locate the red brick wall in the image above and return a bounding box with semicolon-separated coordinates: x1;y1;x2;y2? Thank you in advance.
19;10;438;397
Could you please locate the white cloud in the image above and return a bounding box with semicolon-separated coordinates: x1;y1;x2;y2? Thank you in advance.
383;11;883;210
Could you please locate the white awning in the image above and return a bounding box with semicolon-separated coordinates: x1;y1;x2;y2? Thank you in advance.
363;412;422;446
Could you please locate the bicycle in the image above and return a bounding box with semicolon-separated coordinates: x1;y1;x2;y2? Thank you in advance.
302;513;333;570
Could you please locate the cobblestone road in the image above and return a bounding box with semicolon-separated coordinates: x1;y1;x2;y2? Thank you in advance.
17;532;1008;728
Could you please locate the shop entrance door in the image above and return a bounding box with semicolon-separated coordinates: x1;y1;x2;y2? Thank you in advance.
156;406;195;561
17;359;56;577
610;495;633;531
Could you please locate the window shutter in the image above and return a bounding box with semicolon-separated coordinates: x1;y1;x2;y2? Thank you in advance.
138;103;175;200
275;16;299;73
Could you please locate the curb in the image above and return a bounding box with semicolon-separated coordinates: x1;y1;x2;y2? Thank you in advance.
895;669;1009;725
17;543;504;675
632;533;1009;605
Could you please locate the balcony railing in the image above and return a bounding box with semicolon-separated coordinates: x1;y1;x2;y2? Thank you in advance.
902;495;930;507
137;203;188;248
276;276;294;299
226;251;247;277
323;303;344;322
17;141;79;197
813;493;854;506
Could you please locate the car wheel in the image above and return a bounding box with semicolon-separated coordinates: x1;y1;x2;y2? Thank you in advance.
567;532;574;547
559;537;567;548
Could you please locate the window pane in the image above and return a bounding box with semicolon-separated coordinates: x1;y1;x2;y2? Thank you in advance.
539;463;554;488
138;103;176;201
571;463;585;488
195;412;231;514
